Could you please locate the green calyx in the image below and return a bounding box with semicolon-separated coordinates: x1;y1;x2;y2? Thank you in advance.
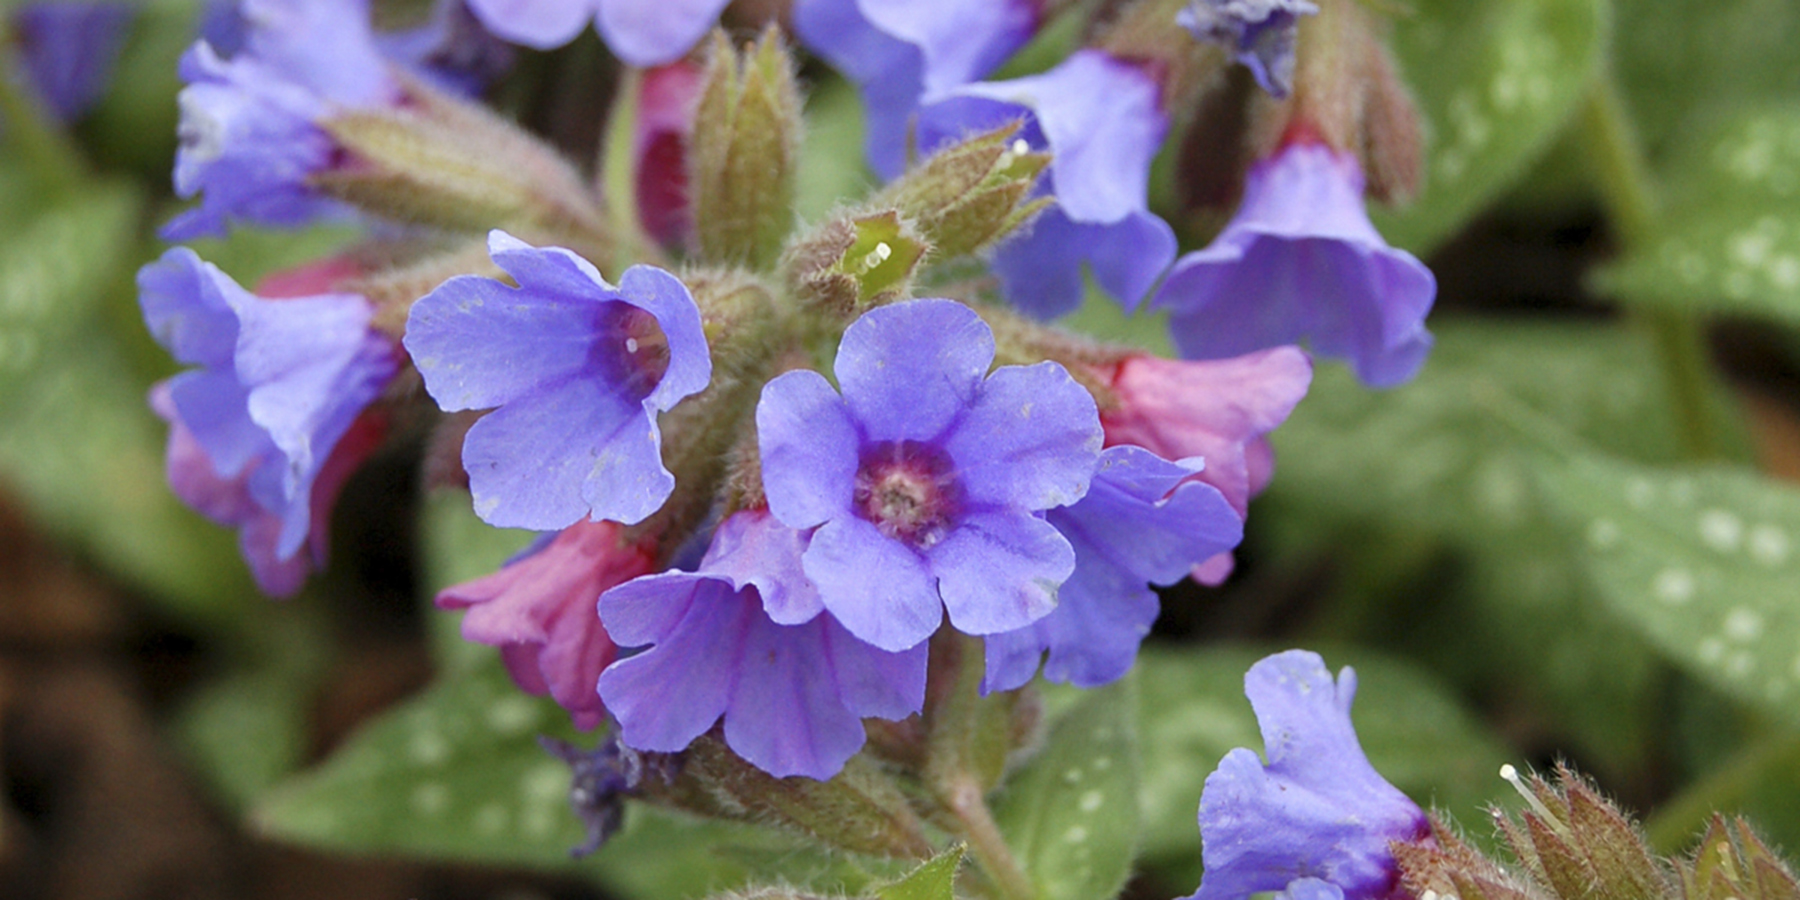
689;27;803;272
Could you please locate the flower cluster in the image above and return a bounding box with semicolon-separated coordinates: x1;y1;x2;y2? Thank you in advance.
139;0;1425;800
797;0;1436;387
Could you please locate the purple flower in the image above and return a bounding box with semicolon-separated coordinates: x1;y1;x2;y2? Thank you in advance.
13;2;132;121
139;249;398;594
539;734;642;856
1190;650;1429;900
404;230;711;531
599;510;928;780
990;204;1177;320
984;445;1242;692
1178;0;1318;98
166;0;399;239
1150;142;1435;388
437;519;656;730
463;0;728;65
756;298;1102;652
914;50;1176;316
792;0;1039;179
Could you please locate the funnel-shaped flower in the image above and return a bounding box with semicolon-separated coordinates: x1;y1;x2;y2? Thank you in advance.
139;249;398;594
1150;143;1435;388
1100;347;1312;516
984;445;1242;692
1190;650;1429;900
757;298;1102;652
438;520;656;730
914;50;1176;315
464;0;728;65
599;510;928;780
405;231;711;531
166;0;399;238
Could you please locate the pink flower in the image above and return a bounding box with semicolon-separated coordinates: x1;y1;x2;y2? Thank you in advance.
438;519;658;729
1098;348;1311;583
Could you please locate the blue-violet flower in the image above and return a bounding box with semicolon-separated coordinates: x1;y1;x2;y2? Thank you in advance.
984;445;1243;692
1149;142;1435;388
463;0;728;65
405;230;711;531
756;298;1102;652
139;248;399;594
914;50;1176;316
1190;650;1430;900
599;509;928;780
1178;0;1318;98
166;0;399;239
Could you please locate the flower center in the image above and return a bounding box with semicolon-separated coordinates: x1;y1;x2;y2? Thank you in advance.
854;440;962;548
599;305;669;397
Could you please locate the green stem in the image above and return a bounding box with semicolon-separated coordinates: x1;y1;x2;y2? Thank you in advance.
1579;74;1722;461
0;28;86;195
599;66;659;272
1644;731;1800;853
921;634;1036;900
943;773;1037;900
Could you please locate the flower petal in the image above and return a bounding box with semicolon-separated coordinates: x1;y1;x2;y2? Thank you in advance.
927;509;1070;636
804;516;942;652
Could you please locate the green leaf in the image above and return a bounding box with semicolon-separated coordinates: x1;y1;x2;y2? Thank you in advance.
993;678;1139;900
0;338;256;626
1534;452;1800;721
175;669;312;811
1593;108;1800;324
1133;645;1513;869
1264;320;1747;777
252;655;867;898
254;656;596;868
0;182;141;409
1373;0;1604;253
877;845;965;900
1612;0;1800;160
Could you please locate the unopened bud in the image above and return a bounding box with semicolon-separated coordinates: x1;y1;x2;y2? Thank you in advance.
870;123;1052;258
315;75;610;240
689;27;802;270
784;210;930;316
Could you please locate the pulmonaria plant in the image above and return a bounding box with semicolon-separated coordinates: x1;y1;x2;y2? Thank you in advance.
756;298;1102;652
139;248;398;595
404;230;711;530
